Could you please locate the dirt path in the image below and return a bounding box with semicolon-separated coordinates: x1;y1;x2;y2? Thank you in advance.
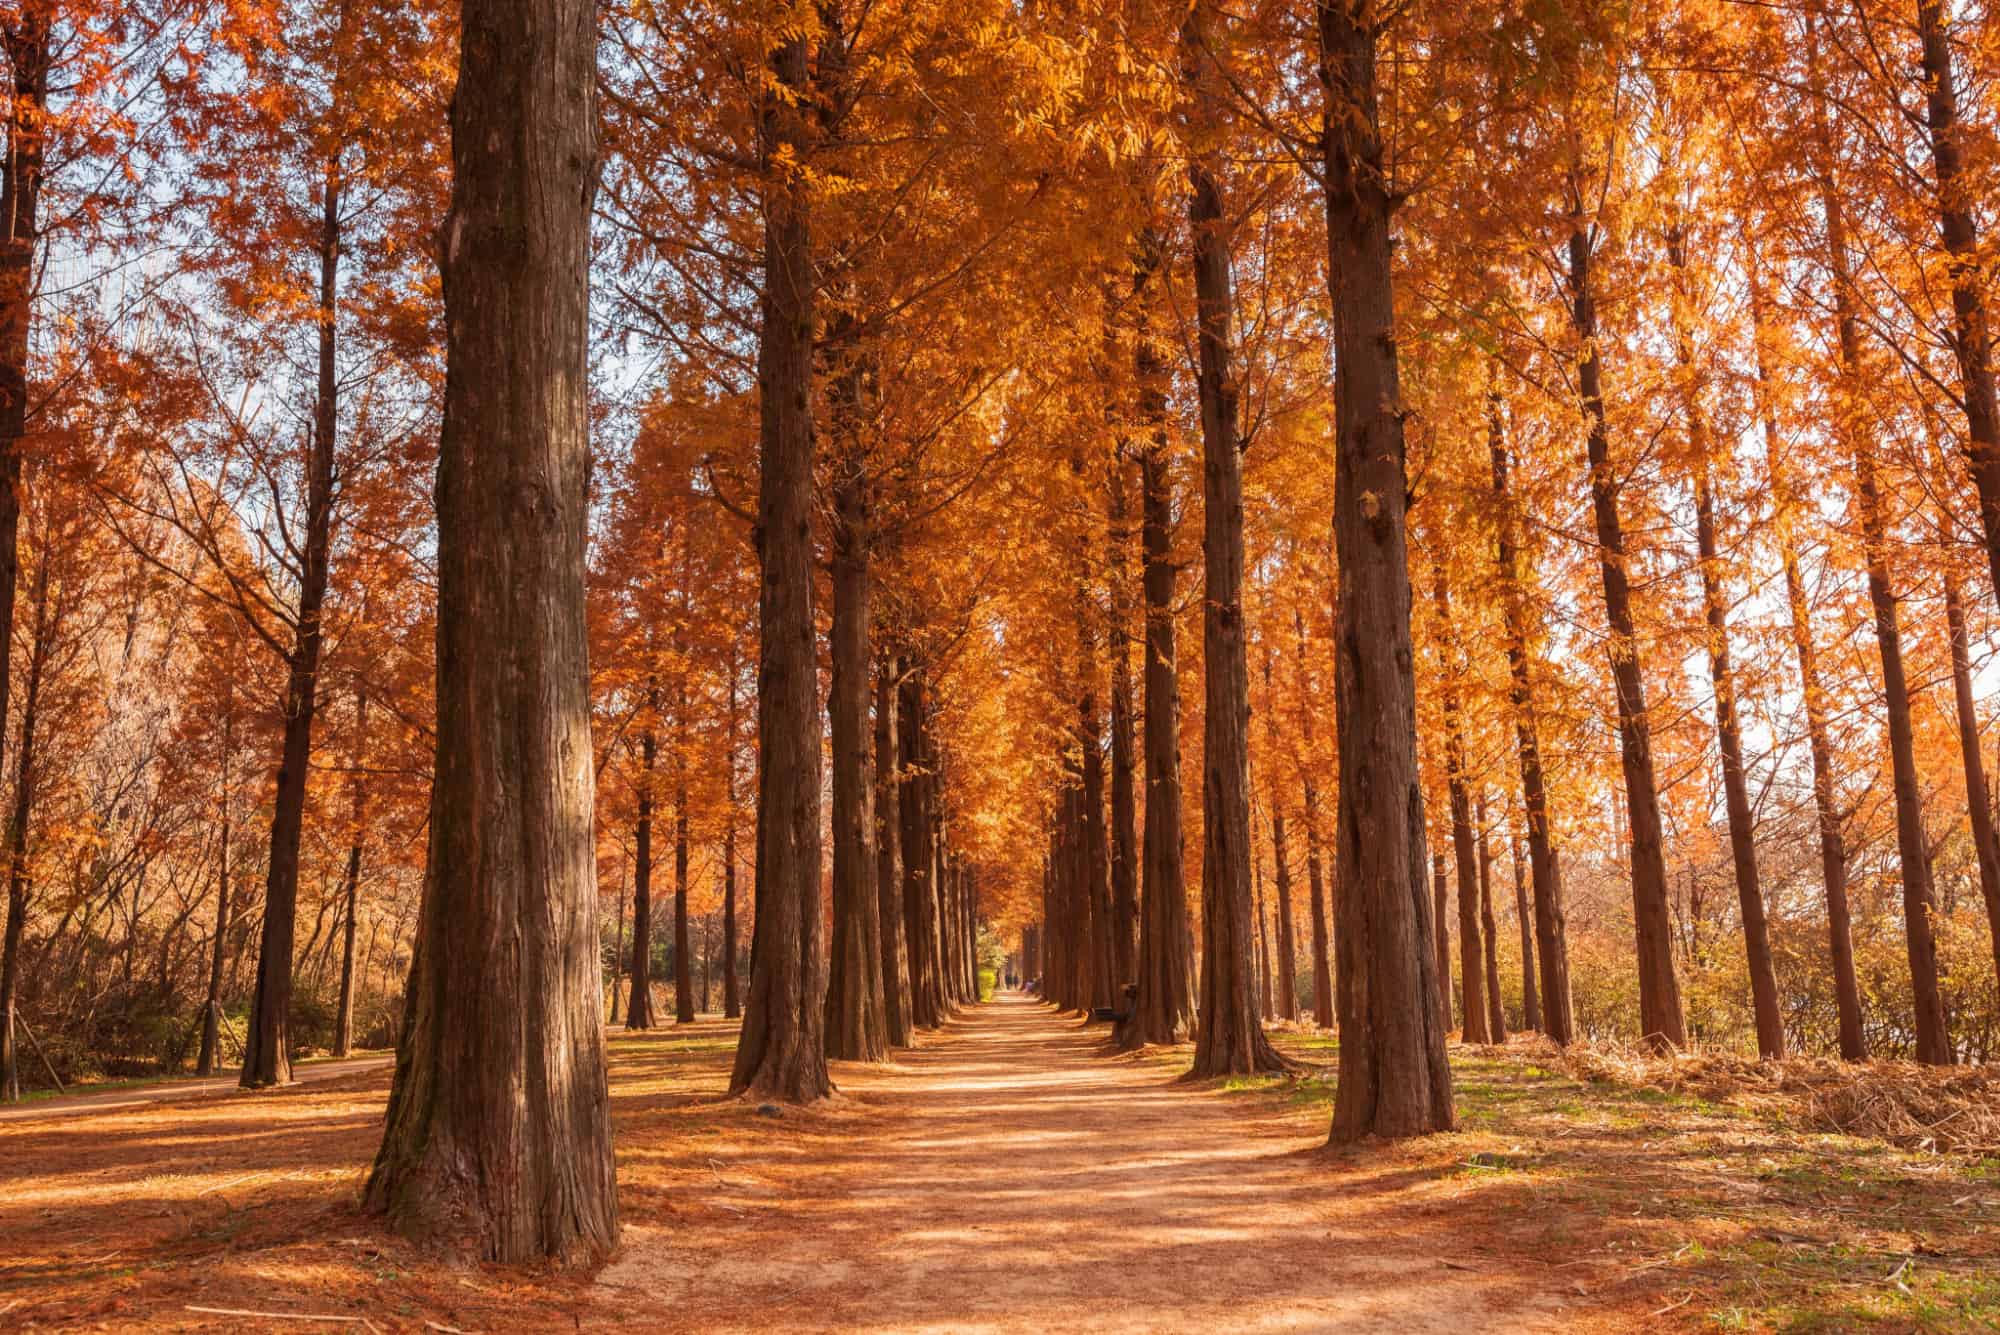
0;1053;396;1124
594;993;1604;1333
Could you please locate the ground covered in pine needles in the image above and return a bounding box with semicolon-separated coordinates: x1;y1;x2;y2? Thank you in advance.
1;998;1994;1333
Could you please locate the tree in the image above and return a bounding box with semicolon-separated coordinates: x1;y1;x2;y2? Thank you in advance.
363;0;617;1260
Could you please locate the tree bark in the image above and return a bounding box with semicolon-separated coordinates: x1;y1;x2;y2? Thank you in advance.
242;156;344;1090
900;669;943;1027
1319;0;1452;1138
196;701;236;1077
826;459;886;1058
1942;556;2000;1000
333;694;369;1059
1489;392;1573;1043
731;24;829;1102
673;675;694;1024
1185;0;1284;1077
1107;457;1140;995
626;694;658;1029
1476;791;1506;1043
875;654;912;1046
362;0;617;1259
1566;191;1685;1053
1292;607;1335;1029
1259;646;1300;1021
1913;0;2000;606
1508;820;1538;1032
0;545;47;1102
722;648;741;1020
1433;567;1488;1042
1133;288;1196;1043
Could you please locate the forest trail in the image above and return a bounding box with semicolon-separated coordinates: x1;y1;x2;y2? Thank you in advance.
0;1054;397;1124
593;993;1611;1333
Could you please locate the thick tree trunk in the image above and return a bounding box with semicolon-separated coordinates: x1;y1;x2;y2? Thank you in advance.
1292;608;1335;1029
875;655;912;1046
1319;0;1452;1138
1566;199;1685;1053
1433;568;1488;1043
1913;0;2000;606
731;26;829;1102
627;699;658;1030
1186;0;1285;1077
827;471;885;1058
1489;394;1573;1043
362;0;617;1259
242;163;344;1090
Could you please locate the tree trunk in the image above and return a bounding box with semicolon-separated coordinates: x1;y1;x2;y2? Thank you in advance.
1430;846;1451;1032
332;695;369;1058
242;158;344;1090
723;649;741;1020
1186;0;1285;1076
1508;820;1539;1032
900;669;943;1027
673;689;693;1024
731;25;829;1102
1566;193;1685;1053
0;546;47;1102
1107;459;1140;994
1259;646;1300;1021
1667;225;1783;1060
1807;53;1949;1062
1433;568;1488;1043
1913;0;2000;606
627;695;658;1030
1319;0;1452;1138
1075;617;1113;1013
1942;557;2000;999
1489;391;1573;1043
875;655;912;1046
195;703;236;1076
1292;607;1335;1029
363;0;618;1260
1476;791;1506;1043
826;461;886;1058
1254;831;1275;1019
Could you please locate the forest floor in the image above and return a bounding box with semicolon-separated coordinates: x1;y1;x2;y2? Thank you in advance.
2;993;1995;1333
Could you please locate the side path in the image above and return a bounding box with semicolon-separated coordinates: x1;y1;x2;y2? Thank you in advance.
595;993;1606;1333
0;1053;396;1123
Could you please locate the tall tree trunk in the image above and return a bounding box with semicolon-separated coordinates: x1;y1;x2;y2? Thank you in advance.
1489;391;1573;1042
1186;0;1284;1077
1254;831;1275;1019
1433;567;1488;1042
731;24;829;1102
195;702;236;1076
1746;245;1864;1058
0;546;47;1102
1075;611;1113;1013
722;648;741;1020
1942;556;2000;998
333;694;369;1059
1807;48;1950;1062
1259;646;1300;1021
242;158;344;1089
673;679;693;1024
1430;846;1451;1030
1508;819;1539;1032
827;464;885;1058
1913;0;2000;605
1292;607;1335;1029
1107;458;1140;994
1566;188;1685;1053
364;0;617;1259
1133;286;1195;1043
1668;225;1783;1060
626;694;658;1030
900;669;943;1027
875;654;912;1046
1319;0;1452;1138
1476;791;1506;1042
